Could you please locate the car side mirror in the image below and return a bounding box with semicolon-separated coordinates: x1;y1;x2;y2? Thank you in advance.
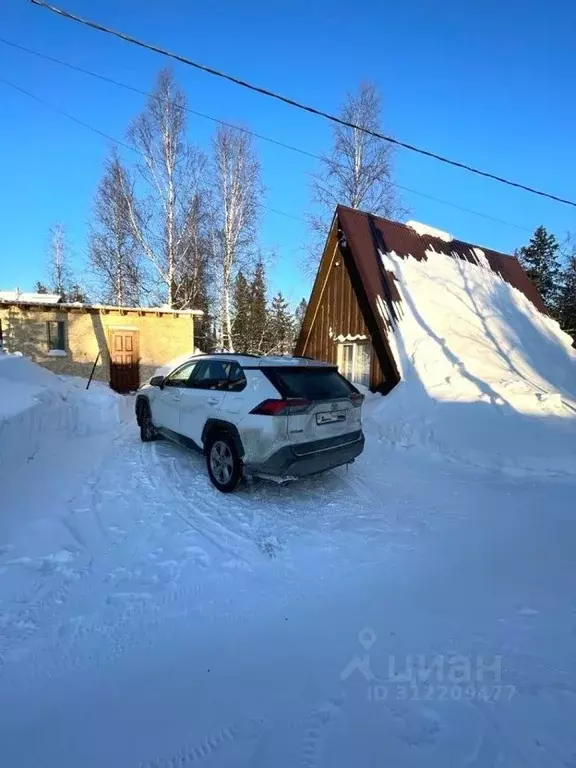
150;375;165;388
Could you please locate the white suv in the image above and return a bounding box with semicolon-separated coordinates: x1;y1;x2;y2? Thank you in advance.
135;354;365;492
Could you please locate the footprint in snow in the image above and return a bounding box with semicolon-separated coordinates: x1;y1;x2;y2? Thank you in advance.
388;706;441;748
258;535;282;559
106;592;153;605
107;526;126;536
183;546;211;568
38;550;77;576
222;559;252;572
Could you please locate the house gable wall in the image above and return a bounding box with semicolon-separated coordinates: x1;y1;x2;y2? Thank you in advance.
295;226;387;391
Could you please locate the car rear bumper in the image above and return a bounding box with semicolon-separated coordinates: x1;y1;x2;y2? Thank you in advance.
247;430;365;479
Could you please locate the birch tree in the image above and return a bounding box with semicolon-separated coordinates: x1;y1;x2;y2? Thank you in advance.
45;223;88;301
88;149;142;306
48;223;72;297
210;125;262;349
310;82;403;239
125;69;207;308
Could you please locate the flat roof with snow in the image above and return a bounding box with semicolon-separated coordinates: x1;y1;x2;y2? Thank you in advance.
0;296;203;315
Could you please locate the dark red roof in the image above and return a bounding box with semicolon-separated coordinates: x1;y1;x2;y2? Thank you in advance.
336;206;547;315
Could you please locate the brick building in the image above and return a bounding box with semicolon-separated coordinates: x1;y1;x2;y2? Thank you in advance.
0;292;202;391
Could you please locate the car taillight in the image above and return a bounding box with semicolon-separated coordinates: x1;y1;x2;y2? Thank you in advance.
250;398;312;415
349;392;364;407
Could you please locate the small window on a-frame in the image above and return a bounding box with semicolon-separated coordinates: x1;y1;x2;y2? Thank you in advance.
337;341;371;387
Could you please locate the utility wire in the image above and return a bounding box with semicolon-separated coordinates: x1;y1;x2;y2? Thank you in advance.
29;0;576;210
0;37;532;232
0;76;304;224
0;77;138;154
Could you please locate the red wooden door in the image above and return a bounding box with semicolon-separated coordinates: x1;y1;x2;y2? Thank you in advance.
109;330;140;392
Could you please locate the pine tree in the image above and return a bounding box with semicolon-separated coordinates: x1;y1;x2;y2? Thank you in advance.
34;281;49;294
66;284;89;303
249;260;268;353
558;255;576;341
294;298;308;335
232;271;252;352
183;258;214;351
517;226;562;315
268;292;294;355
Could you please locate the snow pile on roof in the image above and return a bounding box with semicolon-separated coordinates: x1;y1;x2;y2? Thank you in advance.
0;355;122;479
406;221;453;242
0;290;62;304
372;246;576;476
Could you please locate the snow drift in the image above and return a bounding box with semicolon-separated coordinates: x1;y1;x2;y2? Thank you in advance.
0;354;122;479
371;245;576;476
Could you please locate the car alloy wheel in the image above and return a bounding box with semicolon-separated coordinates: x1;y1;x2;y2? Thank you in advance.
209;440;234;485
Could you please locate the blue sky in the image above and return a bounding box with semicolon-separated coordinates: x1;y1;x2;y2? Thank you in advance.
1;0;575;306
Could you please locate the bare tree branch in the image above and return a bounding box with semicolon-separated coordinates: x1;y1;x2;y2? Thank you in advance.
210;125;262;350
125;69;208;308
88;148;143;305
48;222;72;296
308;82;407;269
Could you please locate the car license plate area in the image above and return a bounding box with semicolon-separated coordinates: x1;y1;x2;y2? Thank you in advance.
316;411;346;425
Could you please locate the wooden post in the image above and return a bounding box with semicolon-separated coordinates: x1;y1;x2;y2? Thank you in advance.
86;351;101;390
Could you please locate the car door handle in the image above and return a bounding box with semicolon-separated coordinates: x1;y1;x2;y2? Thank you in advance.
206;397;219;406
172;393;183;402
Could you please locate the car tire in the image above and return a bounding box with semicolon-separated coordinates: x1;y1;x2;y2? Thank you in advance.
140;404;158;442
206;433;243;493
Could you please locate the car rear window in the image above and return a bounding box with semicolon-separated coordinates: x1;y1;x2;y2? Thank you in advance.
266;367;355;400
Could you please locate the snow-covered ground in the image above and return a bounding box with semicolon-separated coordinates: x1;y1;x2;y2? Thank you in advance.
1;243;575;768
1;342;576;766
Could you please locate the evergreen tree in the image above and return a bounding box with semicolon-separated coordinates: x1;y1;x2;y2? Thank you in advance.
34;281;49;294
294;298;308;335
558;255;576;341
268;292;294;355
249;260;268;353
517;226;562;315
232;271;252;352
66;284;89;303
191;270;215;351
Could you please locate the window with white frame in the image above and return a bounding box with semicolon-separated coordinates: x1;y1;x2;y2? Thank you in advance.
337;341;371;387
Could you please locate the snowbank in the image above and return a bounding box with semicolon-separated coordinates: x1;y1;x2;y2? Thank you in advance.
372;247;576;476
0;354;122;479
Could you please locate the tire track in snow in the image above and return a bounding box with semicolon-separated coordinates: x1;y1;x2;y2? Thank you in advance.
0;430;197;671
0;429;273;683
138;717;266;768
299;695;345;768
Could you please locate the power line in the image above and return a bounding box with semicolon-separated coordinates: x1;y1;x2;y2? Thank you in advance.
0;76;304;225
29;0;576;210
0;37;532;233
0;77;138;154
